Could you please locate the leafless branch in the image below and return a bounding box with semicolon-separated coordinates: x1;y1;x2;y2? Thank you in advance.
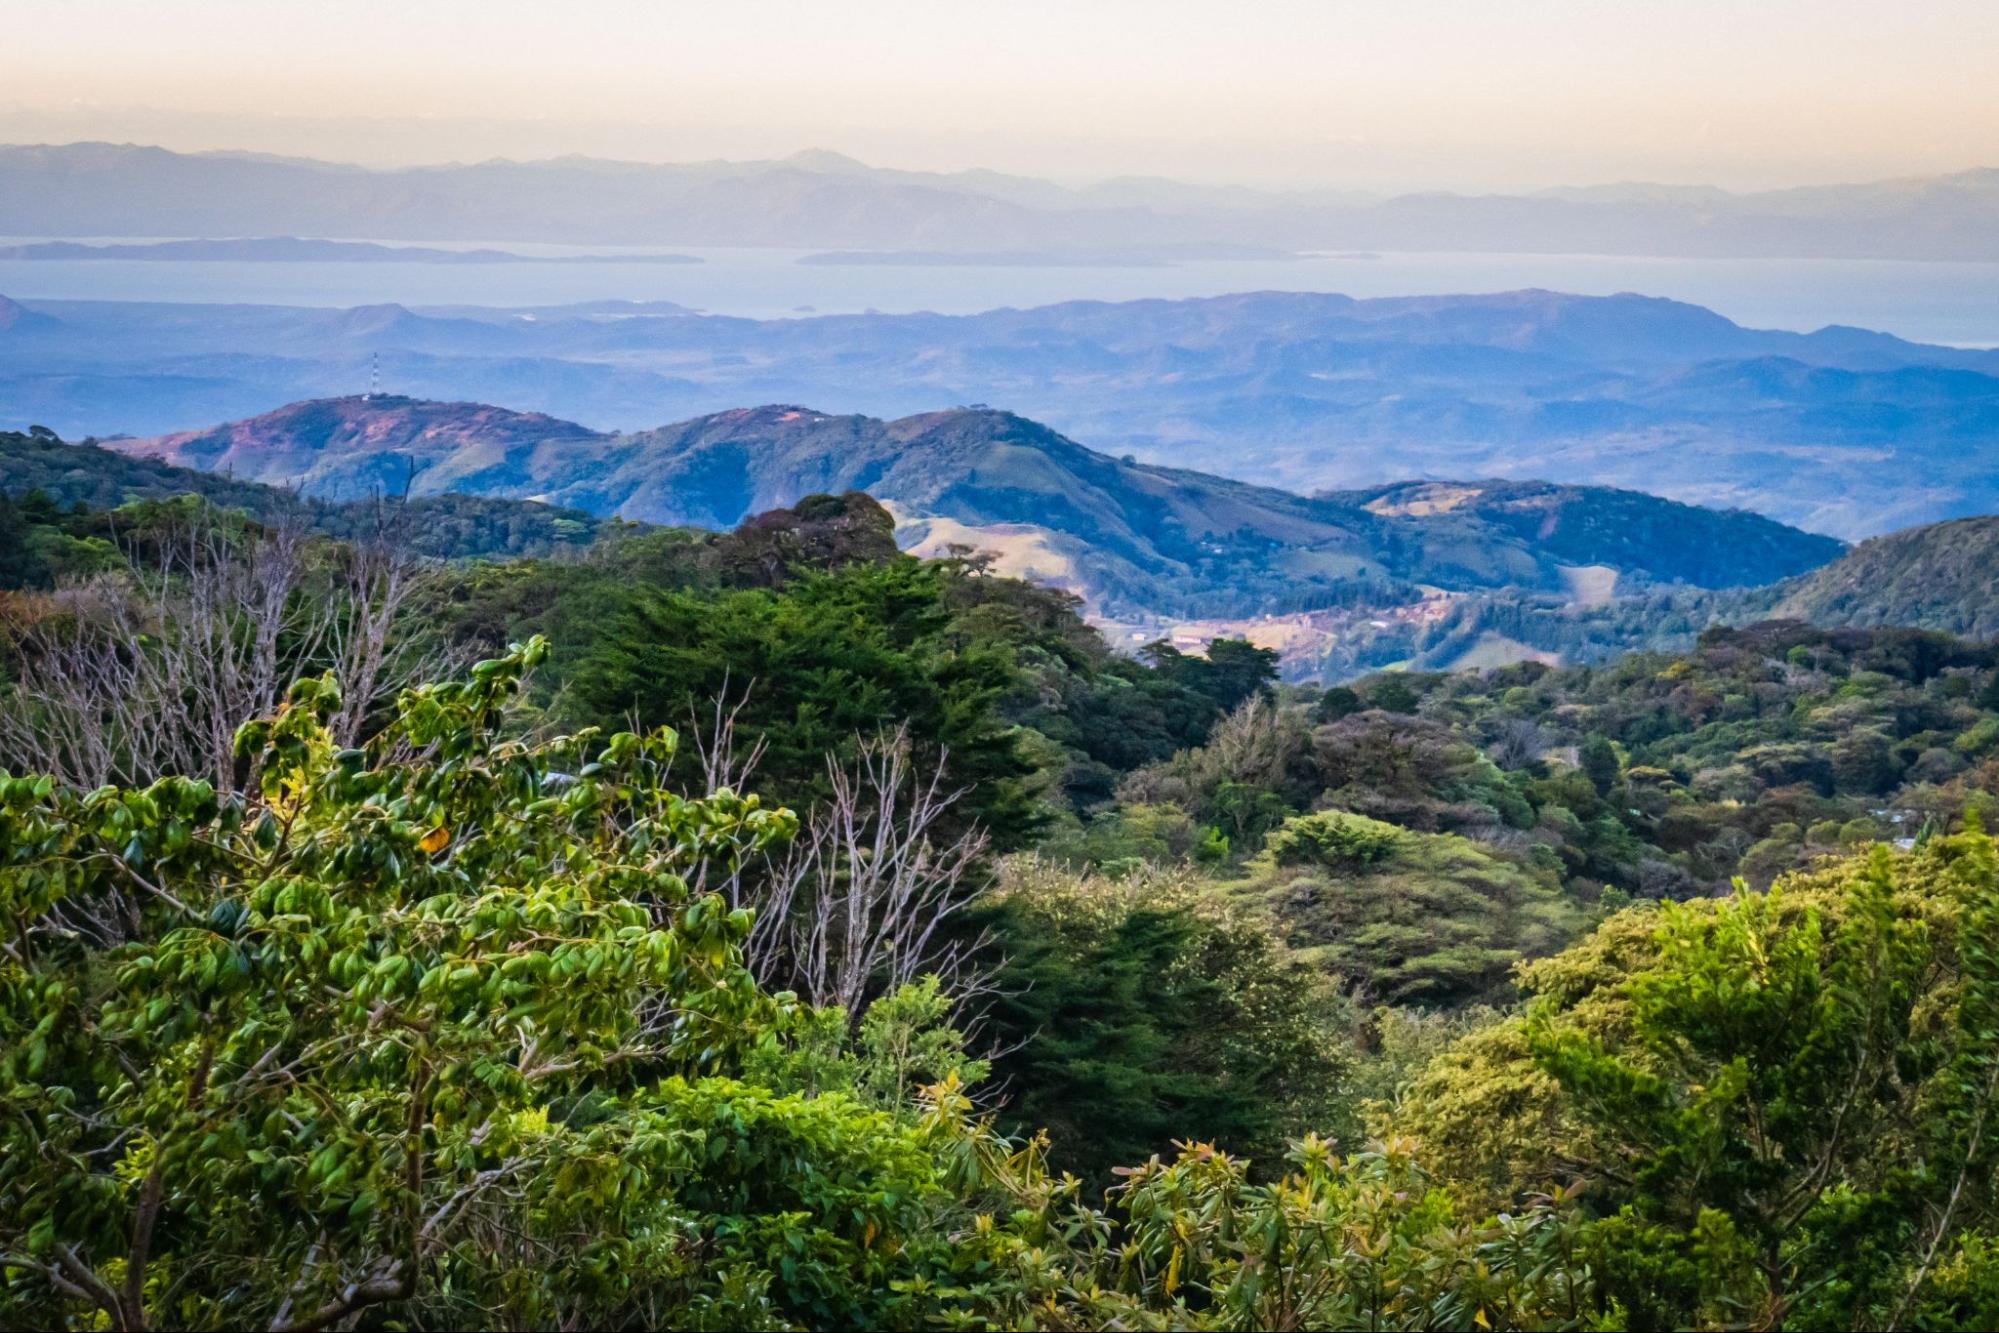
748;726;994;1018
0;498;453;792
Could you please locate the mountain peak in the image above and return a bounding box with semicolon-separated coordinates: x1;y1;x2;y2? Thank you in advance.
784;148;871;174
120;395;605;480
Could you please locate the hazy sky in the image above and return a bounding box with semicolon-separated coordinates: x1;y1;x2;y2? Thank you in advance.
6;0;1996;191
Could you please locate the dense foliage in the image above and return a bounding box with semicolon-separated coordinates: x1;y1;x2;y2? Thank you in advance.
0;641;1575;1330
2;427;612;568
6;639;1996;1329
975;859;1355;1183
1099;621;1999;894
1405;622;1999;892
6;460;1999;1329
1398;828;1999;1330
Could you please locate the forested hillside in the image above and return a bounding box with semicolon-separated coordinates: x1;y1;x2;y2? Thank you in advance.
110;398;1843;624
1;426;612;564
1766;513;1999;640
4;447;1999;1328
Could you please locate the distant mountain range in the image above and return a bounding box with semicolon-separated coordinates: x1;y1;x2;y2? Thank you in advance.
111;394;1843;622
5;142;1999;260
0;237;701;264
7;288;1996;539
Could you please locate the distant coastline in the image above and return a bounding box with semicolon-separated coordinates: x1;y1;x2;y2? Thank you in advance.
0;237;704;265
798;244;1302;268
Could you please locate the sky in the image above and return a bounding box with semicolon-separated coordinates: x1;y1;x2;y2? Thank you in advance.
5;0;1997;192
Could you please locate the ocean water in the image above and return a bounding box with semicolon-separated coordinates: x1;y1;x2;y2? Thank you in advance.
3;244;1998;346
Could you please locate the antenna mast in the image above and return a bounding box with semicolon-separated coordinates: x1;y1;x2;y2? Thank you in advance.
366;351;379;401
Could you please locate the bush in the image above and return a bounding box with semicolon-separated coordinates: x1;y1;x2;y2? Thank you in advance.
1267;808;1404;869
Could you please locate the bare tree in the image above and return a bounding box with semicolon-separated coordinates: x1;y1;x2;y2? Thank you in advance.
0;511;306;790
1198;692;1305;792
0;500;449;791
682;676;768;797
0;577;172;791
322;490;457;747
1119;692;1306;842
666;680;776;926
750;727;994;1018
1486;717;1548;770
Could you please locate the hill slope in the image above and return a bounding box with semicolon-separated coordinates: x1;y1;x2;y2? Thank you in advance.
126;396;610;499
1;426;611;559
1765;516;1999;641
119;396;1844;620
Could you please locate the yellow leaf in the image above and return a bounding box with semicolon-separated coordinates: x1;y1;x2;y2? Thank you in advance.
419;825;450;854
1474;1308;1492;1330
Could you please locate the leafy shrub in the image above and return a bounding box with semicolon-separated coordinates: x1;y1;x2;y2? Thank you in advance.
1267;808;1404;869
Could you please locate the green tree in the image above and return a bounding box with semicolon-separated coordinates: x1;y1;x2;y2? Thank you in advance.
1267;808;1404;870
1524;834;1999;1329
569;559;1042;847
1198;637;1282;712
1833;726;1902;795
1367;674;1422;714
1578;732;1621;796
977;860;1354;1184
1314;683;1362;723
711;490;899;588
1140;637;1279;713
1240;810;1587;1007
0;492;40;589
0;641;960;1330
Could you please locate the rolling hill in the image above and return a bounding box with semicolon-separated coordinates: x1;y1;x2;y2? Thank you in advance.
8;289;1996;539
117;395;1844;621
